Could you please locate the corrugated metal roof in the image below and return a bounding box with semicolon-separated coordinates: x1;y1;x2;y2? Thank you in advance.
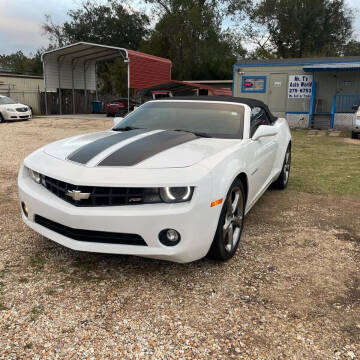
235;56;360;67
303;62;360;71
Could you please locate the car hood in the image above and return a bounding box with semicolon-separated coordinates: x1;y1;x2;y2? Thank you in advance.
1;103;27;109
43;129;241;169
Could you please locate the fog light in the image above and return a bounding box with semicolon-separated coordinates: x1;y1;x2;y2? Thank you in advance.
159;229;181;246
21;202;28;217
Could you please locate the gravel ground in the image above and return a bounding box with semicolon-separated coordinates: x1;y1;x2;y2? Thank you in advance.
0;118;359;359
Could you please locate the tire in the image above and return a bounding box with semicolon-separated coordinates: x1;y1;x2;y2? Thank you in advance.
106;113;111;117
352;131;358;139
272;144;291;190
207;178;245;261
0;113;4;123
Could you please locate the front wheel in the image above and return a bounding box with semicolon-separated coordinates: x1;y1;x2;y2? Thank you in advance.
0;113;4;123
352;131;358;139
207;179;245;261
272;144;291;189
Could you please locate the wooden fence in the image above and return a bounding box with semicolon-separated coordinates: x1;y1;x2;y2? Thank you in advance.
40;92;121;115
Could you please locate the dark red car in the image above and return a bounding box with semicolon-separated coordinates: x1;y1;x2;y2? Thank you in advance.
106;98;135;117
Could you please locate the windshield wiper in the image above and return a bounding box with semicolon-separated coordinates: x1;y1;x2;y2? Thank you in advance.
173;129;212;138
113;126;144;131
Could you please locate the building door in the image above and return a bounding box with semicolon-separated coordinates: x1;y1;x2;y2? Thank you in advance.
314;72;338;113
268;74;288;113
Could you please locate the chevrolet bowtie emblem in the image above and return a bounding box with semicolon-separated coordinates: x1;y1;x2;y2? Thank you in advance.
65;190;91;201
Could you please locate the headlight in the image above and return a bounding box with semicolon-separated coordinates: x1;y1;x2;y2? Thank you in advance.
6;108;16;112
26;167;41;183
160;186;194;203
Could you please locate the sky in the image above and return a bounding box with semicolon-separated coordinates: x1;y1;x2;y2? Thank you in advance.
0;0;360;56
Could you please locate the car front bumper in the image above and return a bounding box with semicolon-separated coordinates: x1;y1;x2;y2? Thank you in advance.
18;167;221;263
3;110;32;120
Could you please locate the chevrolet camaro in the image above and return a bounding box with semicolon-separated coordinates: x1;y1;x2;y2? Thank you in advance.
18;96;291;263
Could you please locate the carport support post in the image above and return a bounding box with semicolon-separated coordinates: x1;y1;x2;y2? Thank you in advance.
127;57;130;113
95;63;98;101
84;62;87;113
57;58;62;115
72;60;76;114
43;58;48;115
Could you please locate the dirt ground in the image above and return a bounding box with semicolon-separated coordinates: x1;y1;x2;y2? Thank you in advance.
0;118;359;359
344;138;360;146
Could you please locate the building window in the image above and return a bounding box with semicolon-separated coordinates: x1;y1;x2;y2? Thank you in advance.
241;76;267;93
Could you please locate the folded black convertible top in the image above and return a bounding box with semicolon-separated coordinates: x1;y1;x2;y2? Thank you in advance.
160;95;277;123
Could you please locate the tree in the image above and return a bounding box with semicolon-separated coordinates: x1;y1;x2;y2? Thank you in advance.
140;0;247;80
43;1;149;49
0;51;43;75
42;1;150;95
241;0;353;58
343;40;360;56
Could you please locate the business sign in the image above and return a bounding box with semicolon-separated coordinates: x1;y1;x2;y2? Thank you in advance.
288;75;313;99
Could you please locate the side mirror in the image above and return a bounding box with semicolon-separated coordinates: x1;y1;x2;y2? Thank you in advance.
252;125;278;141
352;104;359;111
113;117;123;126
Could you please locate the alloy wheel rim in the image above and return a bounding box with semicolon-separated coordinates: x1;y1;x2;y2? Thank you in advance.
223;186;243;253
284;150;291;184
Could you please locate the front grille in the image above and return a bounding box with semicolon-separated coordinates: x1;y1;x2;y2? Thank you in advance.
35;215;147;246
41;175;156;207
16;107;28;112
20;115;29;119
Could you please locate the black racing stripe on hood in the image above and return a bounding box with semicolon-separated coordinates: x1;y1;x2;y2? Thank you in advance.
67;129;149;164
97;130;197;167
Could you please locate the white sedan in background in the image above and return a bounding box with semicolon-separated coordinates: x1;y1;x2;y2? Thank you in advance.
18;96;291;263
0;95;32;122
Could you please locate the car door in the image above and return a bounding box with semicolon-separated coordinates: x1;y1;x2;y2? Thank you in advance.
246;107;279;201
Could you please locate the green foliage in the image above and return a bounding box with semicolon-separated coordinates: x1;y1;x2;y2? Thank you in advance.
41;1;149;95
45;0;149;49
0;50;42;75
343;40;360;56
98;59;128;95
140;0;246;80
250;0;353;58
2;0;359;85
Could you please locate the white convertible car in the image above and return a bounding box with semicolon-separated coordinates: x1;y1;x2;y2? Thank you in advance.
18;96;291;263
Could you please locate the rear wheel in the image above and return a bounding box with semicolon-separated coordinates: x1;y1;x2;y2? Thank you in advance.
208;179;245;261
0;113;4;123
272;144;291;189
352;131;358;139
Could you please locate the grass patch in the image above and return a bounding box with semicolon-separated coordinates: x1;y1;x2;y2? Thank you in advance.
29;254;45;272
72;257;97;272
289;131;360;197
29;306;43;322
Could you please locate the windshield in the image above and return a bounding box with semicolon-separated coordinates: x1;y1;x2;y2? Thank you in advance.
114;101;244;139
0;96;17;105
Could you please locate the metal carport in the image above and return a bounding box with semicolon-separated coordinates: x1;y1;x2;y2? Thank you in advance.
42;42;172;115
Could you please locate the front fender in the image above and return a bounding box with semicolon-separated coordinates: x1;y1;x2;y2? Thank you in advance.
203;157;249;210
